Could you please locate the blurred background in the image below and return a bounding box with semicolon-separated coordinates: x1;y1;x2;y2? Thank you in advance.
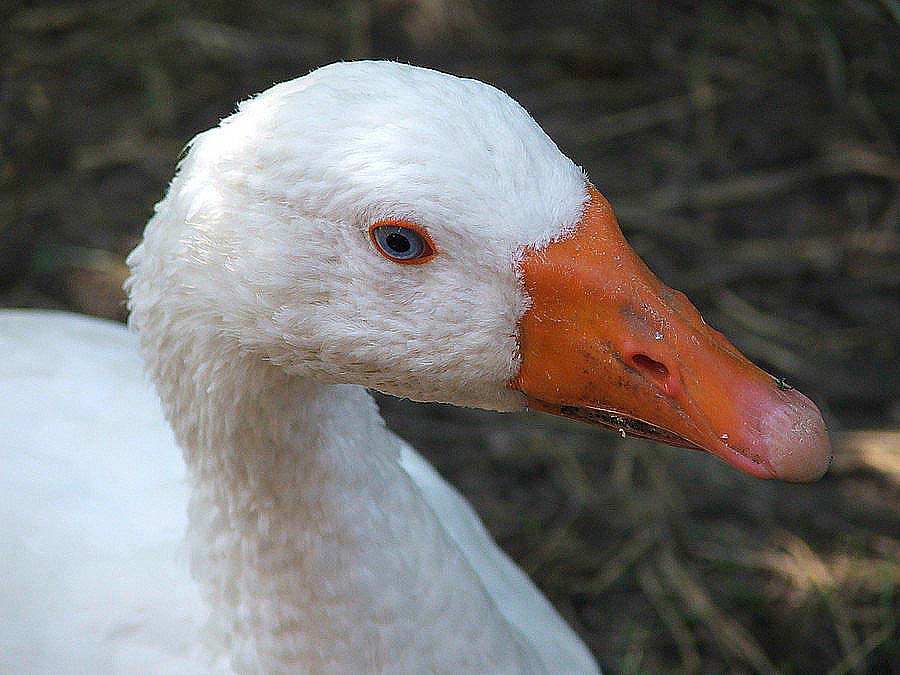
2;1;898;672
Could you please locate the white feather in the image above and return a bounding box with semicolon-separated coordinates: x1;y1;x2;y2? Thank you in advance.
1;61;599;673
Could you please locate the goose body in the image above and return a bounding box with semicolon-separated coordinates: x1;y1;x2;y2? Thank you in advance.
1;61;830;674
2;310;595;672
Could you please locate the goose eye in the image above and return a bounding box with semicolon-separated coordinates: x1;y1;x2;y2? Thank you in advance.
369;220;436;264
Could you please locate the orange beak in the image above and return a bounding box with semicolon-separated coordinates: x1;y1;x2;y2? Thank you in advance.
511;186;831;482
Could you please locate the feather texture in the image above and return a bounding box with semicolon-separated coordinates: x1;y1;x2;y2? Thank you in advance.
1;61;599;673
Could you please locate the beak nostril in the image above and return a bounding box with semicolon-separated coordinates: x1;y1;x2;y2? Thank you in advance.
630;353;669;384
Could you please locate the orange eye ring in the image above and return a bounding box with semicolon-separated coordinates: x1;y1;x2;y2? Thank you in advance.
368;219;437;265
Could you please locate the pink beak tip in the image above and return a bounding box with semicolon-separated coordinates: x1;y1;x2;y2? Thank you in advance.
757;389;833;483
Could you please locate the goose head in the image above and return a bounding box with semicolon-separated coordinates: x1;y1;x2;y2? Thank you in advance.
129;61;831;482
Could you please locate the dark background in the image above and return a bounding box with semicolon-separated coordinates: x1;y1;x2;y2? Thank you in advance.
2;1;898;672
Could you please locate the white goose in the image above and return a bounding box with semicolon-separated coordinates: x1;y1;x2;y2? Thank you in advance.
0;61;831;674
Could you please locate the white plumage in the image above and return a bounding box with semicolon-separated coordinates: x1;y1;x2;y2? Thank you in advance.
2;62;600;673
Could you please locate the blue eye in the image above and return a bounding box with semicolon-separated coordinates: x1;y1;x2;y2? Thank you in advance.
369;221;436;264
374;226;422;259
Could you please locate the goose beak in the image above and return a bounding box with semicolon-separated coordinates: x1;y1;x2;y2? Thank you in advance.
510;185;831;482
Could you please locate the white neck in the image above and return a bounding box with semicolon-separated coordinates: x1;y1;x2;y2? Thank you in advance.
168;347;532;673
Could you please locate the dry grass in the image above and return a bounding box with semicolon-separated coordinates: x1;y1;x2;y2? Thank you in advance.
2;1;898;672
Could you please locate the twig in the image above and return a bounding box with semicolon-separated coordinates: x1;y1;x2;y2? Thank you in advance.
825;622;897;675
828;593;863;675
620;148;900;214
582;528;659;595
622;166;815;213
658;547;779;675
614;207;716;248
830;431;900;484
717;330;809;376
578;88;722;143
637;561;701;673
713;287;817;348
